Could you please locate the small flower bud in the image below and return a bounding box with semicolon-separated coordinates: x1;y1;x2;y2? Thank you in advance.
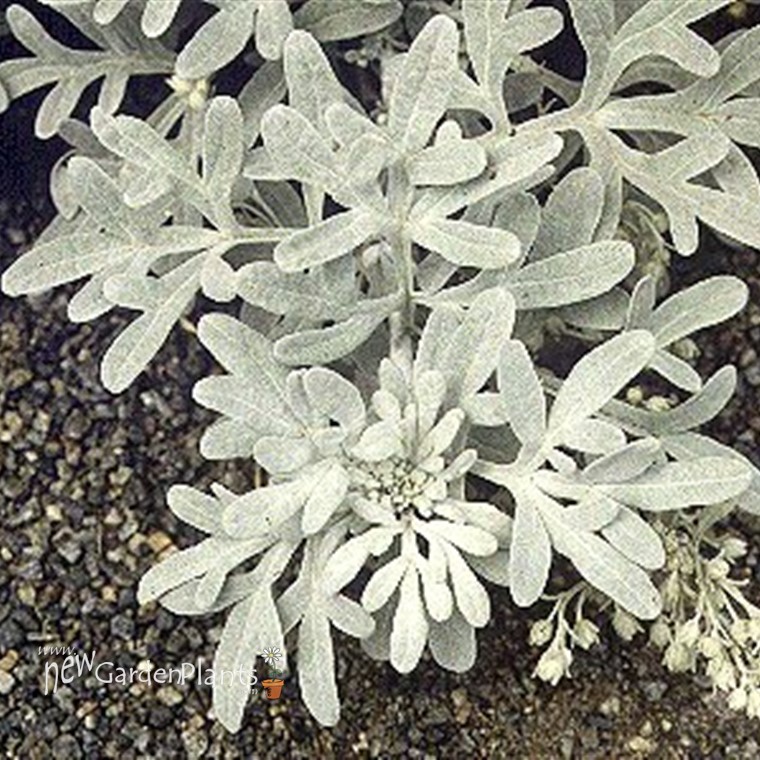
188;79;209;110
649;620;671;649
644;395;671;413
529;619;554;647
574;619;600;650
698;636;722;659
707;558;730;580
675;618;700;647
534;645;572;686
663;642;691;673
722;537;748;560
679;551;696;575
167;75;192;95
713;660;737;691
613;608;642;642
671;338;699;361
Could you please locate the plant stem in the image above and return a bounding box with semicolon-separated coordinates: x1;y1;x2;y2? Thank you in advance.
387;164;415;339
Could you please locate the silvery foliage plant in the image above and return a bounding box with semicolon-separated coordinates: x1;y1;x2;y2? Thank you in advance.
2;0;760;730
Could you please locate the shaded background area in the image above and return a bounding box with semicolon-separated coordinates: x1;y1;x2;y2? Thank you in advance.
1;1;760;756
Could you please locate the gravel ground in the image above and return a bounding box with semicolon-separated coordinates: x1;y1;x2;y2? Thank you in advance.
1;194;760;758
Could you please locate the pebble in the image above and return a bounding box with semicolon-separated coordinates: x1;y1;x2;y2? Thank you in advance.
745;363;760;387
628;735;657;754
109;465;133;487
101;585;118;603
148;706;173;728
63;408;89;440
54;534;83;565
146;531;173;554
181;727;209;759
0;619;23;649
352;732;370;753
739;348;758;368
7;367;32;389
423;704;449;726
118;514;140;541
52;734;82;759
451;688;472;724
32;410;51;434
0;411;24;442
110;614;135;640
559;734;575;759
45;504;63;521
157;685;184;707
103;507;122;526
76;701;97;719
127;533;146;554
598;695;621;716
16;583;36;606
52;686;76;712
0;670;16;695
642;680;668;701
0;651;19;671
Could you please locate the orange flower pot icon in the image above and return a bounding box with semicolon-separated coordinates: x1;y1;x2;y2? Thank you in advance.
262;678;284;700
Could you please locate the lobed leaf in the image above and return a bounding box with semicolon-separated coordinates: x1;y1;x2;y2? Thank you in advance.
547;331;655;445
388;15;459;154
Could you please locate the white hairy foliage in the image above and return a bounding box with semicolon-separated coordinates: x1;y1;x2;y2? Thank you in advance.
1;0;758;731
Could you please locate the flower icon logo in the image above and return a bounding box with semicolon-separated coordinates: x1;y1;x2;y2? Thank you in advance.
261;646;282;667
260;646;285;700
